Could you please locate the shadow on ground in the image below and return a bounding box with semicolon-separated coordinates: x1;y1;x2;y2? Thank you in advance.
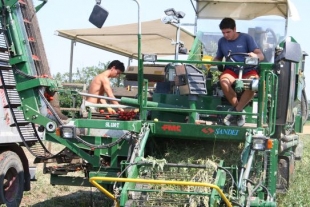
22;190;114;207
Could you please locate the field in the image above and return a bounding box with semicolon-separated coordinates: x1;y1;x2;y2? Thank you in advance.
277;125;310;206
9;125;310;207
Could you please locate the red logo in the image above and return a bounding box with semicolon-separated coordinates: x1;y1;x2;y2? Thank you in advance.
202;128;214;134
161;125;181;132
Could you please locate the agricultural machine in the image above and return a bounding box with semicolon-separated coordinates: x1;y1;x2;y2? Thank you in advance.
0;0;308;206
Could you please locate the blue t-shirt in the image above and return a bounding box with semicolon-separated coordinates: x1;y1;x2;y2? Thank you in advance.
216;33;259;70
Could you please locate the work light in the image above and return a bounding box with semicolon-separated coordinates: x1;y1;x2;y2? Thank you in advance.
164;8;177;16
252;135;273;151
252;136;267;151
143;54;157;62
60;126;76;139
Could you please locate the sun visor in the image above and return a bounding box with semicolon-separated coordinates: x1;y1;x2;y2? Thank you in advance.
195;0;294;20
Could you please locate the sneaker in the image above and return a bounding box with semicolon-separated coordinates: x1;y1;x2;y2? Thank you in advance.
223;108;237;126
236;110;246;127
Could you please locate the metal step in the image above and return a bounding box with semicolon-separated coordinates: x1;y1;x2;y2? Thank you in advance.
0;50;11;70
10;109;29;126
0;34;8;53
3;89;21;107
0;70;16;88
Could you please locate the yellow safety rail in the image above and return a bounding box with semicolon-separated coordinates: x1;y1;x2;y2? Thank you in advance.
89;177;232;207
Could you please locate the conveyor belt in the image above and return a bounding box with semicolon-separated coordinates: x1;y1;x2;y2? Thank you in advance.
0;0;65;160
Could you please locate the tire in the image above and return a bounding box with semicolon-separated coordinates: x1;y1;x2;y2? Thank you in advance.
0;151;24;207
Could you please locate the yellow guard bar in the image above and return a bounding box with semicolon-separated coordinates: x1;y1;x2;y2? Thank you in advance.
89;177;232;207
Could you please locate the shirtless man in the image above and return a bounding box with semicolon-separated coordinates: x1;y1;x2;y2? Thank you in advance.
86;60;125;114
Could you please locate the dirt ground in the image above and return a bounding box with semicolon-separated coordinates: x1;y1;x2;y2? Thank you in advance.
303;125;310;134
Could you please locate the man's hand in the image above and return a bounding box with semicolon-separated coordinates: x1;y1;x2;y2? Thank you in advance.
118;108;124;112
107;107;116;114
248;52;258;58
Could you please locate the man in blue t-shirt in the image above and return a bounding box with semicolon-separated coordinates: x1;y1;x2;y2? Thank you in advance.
214;18;264;126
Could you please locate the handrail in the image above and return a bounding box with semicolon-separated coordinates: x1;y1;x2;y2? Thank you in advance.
89;177;232;207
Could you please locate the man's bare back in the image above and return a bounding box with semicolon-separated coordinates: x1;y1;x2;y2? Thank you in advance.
87;72;110;104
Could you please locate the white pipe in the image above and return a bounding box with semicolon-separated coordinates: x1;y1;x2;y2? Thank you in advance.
133;0;141;35
78;92;121;102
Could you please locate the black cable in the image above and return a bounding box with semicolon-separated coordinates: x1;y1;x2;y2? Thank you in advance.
74;131;130;149
245;179;272;199
218;166;238;189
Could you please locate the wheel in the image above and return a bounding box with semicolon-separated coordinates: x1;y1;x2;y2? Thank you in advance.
0;151;24;207
227;51;250;62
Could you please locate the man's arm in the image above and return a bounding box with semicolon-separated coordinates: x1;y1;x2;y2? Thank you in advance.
99;97;108;104
101;76;124;113
246;34;264;61
249;48;264;61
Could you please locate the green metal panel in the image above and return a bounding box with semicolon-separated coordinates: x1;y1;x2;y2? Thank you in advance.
50;174;92;187
210;161;226;205
0;0;18;8
268;140;278;198
74;119;142;132
16;78;61;92
294;115;303;133
152;121;248;141
2;1;47;124
0;2;306;206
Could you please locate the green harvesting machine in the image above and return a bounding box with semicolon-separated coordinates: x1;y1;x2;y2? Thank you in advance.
0;0;308;206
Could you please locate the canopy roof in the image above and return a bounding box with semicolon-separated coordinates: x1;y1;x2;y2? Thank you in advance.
56;0;298;60
194;0;297;20
56;19;194;60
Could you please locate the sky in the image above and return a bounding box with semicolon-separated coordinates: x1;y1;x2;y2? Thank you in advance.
35;0;310;98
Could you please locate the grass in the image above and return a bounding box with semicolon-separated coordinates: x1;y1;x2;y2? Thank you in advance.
13;126;310;207
277;134;310;207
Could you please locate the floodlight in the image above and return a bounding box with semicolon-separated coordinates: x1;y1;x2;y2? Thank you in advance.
143;54;157;62
252;134;273;151
164;8;177;16
161;15;173;24
162;8;187;60
252;136;267;151
60;125;76;139
176;11;186;19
